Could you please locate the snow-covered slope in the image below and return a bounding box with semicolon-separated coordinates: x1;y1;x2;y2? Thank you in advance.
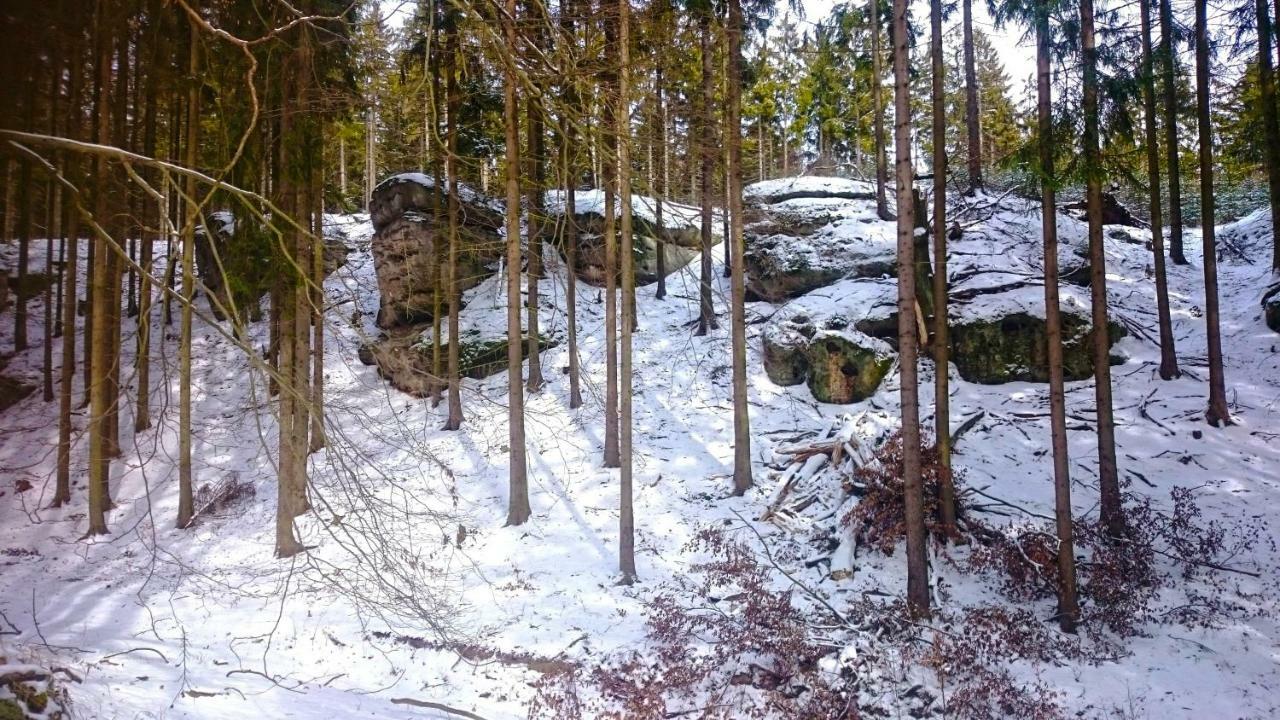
1;190;1278;718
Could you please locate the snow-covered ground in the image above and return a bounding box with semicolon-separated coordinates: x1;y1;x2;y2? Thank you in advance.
1;190;1278;718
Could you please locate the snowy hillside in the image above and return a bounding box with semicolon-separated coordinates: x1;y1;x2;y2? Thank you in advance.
1;186;1279;718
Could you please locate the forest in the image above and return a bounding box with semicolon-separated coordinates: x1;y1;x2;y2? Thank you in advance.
0;0;1278;717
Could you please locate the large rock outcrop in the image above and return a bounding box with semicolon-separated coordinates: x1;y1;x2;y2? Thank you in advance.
370;173;504;329
743;178;897;302
362;327;555;397
948;284;1126;384
545;190;703;286
1264;286;1280;333
195;211;349;323
762;279;898;403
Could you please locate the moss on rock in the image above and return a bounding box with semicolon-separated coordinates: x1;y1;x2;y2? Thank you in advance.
370;328;559;397
805;330;894;404
950;311;1125;384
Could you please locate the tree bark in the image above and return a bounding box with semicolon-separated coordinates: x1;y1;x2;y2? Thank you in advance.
654;61;668;301
962;0;982;193
503;0;531;525
1159;0;1187;265
1037;7;1080;632
892;0;929;619
86;0;113;537
695;11;718;335
1141;0;1180;381
603;3;621;468
560;0;583;411
618;0;638;583
177;18;199;530
1256;0;1280;272
525;45;546;393
1195;0;1232;426
930;0;955;534
727;0;752;497
1082;0;1124;537
871;0;891;220
444;19;465;429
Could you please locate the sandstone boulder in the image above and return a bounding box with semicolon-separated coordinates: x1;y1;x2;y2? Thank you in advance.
949;284;1126;384
370;174;504;329
546;190;704;286
742;178;897;302
761;279;898;403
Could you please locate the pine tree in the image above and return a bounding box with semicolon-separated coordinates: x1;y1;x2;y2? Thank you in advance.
1140;0;1180;381
871;0;892;220
1194;0;1232;426
503;0;531;525
962;0;982;192
892;0;929;619
618;0;638;583
728;0;752;496
930;0;956;534
1255;0;1280;271
1036;0;1080;631
1159;0;1188;265
1081;0;1124;537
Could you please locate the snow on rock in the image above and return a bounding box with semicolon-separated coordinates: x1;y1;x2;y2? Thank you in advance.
743;181;897;302
194;209;349;323
949;282;1126;384
544;189;709;286
744;176;877;205
370;176;504;329
3;180;1280;719
366;260;562;394
369;172;504;232
762;279;898;401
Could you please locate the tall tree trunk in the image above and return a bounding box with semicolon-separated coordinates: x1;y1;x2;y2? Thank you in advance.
310;142;326;453
1082;0;1124;537
430;33;445;407
1256;0;1280;271
177;19;199;530
503;0;531;525
654;61;667;301
135;44;158;433
16;157;31;354
526;51;545;393
892;0;929;618
1159;0;1187;265
1195;0;1232;426
1;160;13;319
1037;6;1080;632
727;0;752;496
444;20;465;430
560;0;583;411
603;3;621;469
339;133;347;203
54;28;85;509
104;34;130;461
14;66;33;354
618;0;637;583
871;0;891;220
1141;0;1180;381
962;0;982;193
695;11;718;335
86;0;113;536
930;0;955;533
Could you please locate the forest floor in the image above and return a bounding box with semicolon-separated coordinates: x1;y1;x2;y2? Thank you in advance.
1;189;1278;719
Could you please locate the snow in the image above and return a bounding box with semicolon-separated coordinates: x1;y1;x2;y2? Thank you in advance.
1;188;1279;718
745;175;878;204
374;171;505;216
544;189;709;239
